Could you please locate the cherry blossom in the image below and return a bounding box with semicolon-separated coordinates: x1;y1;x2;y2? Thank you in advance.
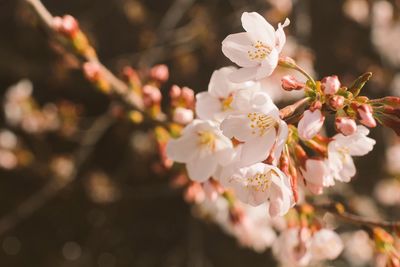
298;109;325;140
300;159;334;195
328;125;375;183
166;120;234;181
222;12;289;82
220;89;288;166
219;163;293;217
195;66;259;122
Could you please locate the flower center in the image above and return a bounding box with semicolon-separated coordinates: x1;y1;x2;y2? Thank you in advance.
246;171;272;192
248;112;276;136
338;146;350;162
220;95;233;111
248;41;272;61
198;131;216;151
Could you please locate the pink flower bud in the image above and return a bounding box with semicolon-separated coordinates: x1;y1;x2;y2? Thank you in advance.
173;107;194;125
335;117;357;136
329;95;345;110
322;75;341;95
181;87;194;104
357;104;377;128
310;101;322;112
53;15;79;37
281;75;304;91
298;109;325;140
150;64;169;82
169;85;181;99
142;85;162;106
83;62;101;81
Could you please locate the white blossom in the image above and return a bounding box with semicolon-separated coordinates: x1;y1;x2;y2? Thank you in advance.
222;12;289;82
166;120;234;181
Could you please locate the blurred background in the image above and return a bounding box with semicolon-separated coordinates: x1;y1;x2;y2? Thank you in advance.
0;0;400;266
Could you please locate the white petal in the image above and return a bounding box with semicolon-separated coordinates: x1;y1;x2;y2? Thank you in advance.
208;66;239;97
195;92;222;120
186;155;218;182
228;66;259;83
239;130;276;166
166;135;197;163
298;109;325;140
222;32;257;68
220;115;253;141
255;49;279;79
241;12;276;46
275;18;290;53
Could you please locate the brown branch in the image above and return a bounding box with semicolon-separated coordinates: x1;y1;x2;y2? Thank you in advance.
23;0;154;117
315;202;400;229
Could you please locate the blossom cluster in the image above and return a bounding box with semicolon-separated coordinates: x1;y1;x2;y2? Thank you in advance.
165;11;400;266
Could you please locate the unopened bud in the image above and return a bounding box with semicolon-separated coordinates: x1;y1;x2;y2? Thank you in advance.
329;95;345;110
150;64;169;82
169;85;181;99
83;62;101;81
173;107;194;125
181;87;194;104
53;15;79;37
321;75;341;95
310;101;322;111
278;56;297;68
142;85;162;107
335;117;357;136
281;75;304;91
357;104;377;128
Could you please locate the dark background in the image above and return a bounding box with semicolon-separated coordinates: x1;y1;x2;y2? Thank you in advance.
0;0;397;266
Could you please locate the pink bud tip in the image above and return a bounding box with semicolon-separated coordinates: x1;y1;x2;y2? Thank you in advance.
150;64;169;82
281;75;304;91
53;15;79;37
322;75;341;95
329;95;345;110
142;85;162;105
181;87;194;104
169;85;181;99
83;62;101;81
335;117;357;136
357;104;377;128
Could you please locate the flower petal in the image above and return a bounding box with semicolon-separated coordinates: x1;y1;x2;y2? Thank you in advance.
222;32;257;68
195;92;222;120
241;12;276;46
186;155;218;182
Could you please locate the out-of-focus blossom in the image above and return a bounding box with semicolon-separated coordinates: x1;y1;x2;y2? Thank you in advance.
222;12;289;82
374;179;400;206
343;0;370;25
273;227;343;267
149;64;169;82
219;163;293;217
321;75;341;95
50;156;75;181
310;229;343;261
173;107;194;125
342;230;374;267
298;109;325;140
385;142;400;174
0;150;17;170
0;130;18;150
166;120;234;181
196;67;259;122
85;172;120;204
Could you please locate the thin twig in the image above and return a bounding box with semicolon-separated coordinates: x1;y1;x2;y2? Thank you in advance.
23;0;147;113
315;202;400;229
0;113;114;235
